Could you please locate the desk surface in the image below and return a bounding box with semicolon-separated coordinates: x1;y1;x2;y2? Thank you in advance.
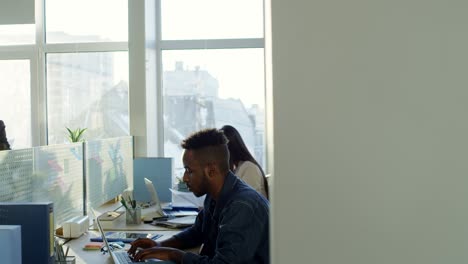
91;202;192;231
65;202;198;263
65;229;182;264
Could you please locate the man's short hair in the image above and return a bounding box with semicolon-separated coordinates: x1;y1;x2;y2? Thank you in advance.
181;128;228;150
181;128;229;171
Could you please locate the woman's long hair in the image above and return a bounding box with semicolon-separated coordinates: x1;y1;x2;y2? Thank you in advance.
221;125;269;199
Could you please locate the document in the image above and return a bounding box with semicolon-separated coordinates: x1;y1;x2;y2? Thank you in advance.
90;232;162;243
169;189;205;209
151;215;197;229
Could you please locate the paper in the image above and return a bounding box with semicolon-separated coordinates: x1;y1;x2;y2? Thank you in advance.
152;215;197;228
166;215;196;225
90;232;162;243
169;189;205;208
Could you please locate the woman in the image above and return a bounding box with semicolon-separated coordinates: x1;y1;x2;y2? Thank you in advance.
221;125;268;199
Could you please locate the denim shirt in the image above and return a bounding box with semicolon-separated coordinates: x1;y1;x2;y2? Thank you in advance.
174;171;270;264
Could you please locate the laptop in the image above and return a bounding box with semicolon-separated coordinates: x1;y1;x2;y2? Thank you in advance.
144;178;167;218
143;178;198;220
91;208;140;264
91;209;173;264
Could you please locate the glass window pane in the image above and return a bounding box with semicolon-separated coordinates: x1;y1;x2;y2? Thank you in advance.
162;49;265;178
161;0;264;40
0;60;31;148
46;0;128;43
46;52;129;144
0;24;35;45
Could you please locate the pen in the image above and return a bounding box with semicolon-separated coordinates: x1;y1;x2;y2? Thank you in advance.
121;199;129;210
126;196;136;209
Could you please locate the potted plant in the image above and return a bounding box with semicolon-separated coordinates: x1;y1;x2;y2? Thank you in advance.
176;176;189;192
66;127;87;143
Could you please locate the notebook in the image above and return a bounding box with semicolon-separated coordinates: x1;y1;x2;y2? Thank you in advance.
91;209;173;264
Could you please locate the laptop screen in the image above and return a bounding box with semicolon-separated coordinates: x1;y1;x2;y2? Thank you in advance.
144;178;166;218
90;209;113;251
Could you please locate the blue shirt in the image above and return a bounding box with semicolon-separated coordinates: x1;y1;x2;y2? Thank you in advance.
174;171;270;264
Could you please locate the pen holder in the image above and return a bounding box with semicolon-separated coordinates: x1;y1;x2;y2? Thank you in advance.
55;256;76;264
126;207;141;225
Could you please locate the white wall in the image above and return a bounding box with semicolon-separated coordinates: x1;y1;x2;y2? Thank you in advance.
270;0;468;263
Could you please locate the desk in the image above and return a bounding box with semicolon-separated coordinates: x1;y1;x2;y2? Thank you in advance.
64;229;183;264
91;202;192;231
65;202;198;263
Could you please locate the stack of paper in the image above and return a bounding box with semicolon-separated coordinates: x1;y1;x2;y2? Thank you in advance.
151;215;197;229
170;189;205;209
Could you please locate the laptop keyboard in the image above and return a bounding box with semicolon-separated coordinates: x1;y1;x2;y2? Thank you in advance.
113;251;135;264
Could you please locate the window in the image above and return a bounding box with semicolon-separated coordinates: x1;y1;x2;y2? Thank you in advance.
46;0;127;43
0;0;129;147
46;52;129;144
159;0;266;178
45;0;129;144
0;60;31;148
161;0;263;40
0;24;35;45
0;0;267;171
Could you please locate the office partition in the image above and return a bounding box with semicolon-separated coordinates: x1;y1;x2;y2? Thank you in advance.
85;136;133;211
133;157;173;203
0;148;34;202
0;144;84;227
0;136;133;227
32;143;84;226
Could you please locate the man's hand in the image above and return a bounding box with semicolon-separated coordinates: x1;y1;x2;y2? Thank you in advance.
133;246;185;263
127;238;158;257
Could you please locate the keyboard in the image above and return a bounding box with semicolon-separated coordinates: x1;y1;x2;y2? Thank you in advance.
113;250;176;264
113;251;136;264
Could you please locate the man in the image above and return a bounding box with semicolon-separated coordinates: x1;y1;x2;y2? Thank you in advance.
128;128;270;263
0;120;11;150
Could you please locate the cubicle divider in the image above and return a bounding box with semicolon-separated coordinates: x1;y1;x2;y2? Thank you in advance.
133;157;173;203
33;143;84;226
0;143;84;227
84;136;133;214
0;148;34;202
0;136;133;228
